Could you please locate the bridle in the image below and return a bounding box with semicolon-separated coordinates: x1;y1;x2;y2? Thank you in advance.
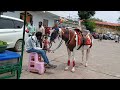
49;28;63;52
49;28;83;52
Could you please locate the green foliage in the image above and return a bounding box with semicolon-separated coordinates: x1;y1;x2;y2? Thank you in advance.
78;11;95;20
82;20;96;32
89;18;103;22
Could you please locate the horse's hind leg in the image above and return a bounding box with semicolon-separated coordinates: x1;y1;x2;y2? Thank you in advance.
82;49;84;64
85;48;90;67
71;49;76;72
65;48;71;70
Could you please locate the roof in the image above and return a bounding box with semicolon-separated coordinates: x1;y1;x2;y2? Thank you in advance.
80;20;120;27
95;21;120;27
0;15;24;22
44;11;60;19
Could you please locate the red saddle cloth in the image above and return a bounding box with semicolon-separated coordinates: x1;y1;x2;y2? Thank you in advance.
75;31;82;45
85;36;91;45
76;31;91;45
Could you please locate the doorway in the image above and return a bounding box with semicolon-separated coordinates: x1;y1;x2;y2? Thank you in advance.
20;12;33;24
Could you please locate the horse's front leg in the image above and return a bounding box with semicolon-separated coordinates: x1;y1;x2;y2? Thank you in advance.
65;48;71;70
71;49;76;72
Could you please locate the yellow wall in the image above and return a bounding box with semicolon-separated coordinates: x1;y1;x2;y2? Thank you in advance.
95;24;120;34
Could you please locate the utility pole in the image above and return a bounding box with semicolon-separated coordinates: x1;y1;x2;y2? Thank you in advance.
78;17;82;31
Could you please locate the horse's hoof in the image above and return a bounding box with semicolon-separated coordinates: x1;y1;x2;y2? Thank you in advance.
71;67;75;73
85;63;88;67
64;66;69;71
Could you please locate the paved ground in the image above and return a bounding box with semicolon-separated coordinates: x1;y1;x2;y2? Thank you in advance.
20;39;120;79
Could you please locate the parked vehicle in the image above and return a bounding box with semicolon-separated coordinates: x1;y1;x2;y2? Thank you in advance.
0;15;28;52
103;34;109;40
106;33;115;40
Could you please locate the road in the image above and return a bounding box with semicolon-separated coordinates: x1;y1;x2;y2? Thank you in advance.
20;39;120;79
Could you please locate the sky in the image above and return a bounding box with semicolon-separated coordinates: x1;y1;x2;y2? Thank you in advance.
49;11;120;23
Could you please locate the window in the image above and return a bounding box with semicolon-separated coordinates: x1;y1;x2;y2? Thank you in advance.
43;19;48;27
13;20;24;28
0;18;14;29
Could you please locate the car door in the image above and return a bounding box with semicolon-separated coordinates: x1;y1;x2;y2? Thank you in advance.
0;17;16;48
13;20;24;38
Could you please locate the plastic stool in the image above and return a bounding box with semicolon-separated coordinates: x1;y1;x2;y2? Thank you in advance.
28;52;45;74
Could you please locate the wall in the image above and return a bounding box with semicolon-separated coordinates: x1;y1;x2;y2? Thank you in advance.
95;24;119;34
3;11;56;29
26;11;55;28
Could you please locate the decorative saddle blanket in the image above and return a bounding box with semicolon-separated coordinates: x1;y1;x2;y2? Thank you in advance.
75;31;92;46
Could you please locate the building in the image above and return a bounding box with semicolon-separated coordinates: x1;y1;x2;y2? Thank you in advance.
2;11;60;29
80;20;120;34
62;19;79;27
95;21;120;34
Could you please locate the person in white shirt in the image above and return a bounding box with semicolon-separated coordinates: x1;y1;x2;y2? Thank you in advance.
37;21;45;48
26;32;57;68
37;21;45;36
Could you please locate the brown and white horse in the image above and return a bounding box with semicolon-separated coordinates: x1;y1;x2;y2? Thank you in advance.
50;27;93;72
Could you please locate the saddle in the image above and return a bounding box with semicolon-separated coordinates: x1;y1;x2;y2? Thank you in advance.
74;29;91;46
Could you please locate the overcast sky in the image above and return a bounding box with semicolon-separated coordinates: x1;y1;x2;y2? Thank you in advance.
49;11;120;23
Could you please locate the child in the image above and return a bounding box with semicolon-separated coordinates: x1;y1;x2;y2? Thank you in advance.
43;36;50;52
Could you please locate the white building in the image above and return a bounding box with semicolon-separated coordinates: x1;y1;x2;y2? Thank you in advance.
3;11;60;29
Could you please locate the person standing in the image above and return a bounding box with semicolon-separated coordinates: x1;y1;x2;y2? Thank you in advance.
37;21;45;48
115;34;119;43
27;21;36;37
37;21;45;36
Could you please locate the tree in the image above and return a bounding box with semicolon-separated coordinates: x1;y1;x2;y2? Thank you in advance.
78;11;95;20
78;11;96;32
82;20;96;32
89;17;103;22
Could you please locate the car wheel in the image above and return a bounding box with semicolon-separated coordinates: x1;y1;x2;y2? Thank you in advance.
14;39;23;52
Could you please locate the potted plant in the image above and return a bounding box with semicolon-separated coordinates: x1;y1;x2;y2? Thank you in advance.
0;40;8;53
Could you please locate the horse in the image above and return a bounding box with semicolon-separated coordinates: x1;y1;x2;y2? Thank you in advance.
50;27;93;72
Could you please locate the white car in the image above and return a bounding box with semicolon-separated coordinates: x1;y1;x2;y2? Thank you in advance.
0;15;28;52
